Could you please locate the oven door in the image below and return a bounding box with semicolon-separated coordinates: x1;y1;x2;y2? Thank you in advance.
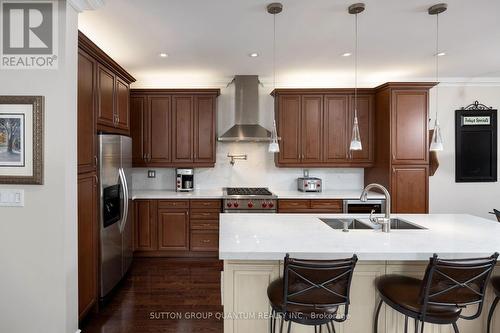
343;200;385;214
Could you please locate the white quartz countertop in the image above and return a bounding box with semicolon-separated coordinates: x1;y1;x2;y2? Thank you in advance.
219;213;500;261
131;189;384;200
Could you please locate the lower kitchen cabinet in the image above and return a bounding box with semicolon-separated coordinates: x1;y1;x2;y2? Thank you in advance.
133;199;220;257
77;172;98;320
392;166;429;213
158;209;190;251
278;199;343;213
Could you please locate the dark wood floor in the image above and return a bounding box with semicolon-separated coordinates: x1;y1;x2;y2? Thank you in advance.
81;258;223;333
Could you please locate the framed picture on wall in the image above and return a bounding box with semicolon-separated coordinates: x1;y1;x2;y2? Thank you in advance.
0;96;44;184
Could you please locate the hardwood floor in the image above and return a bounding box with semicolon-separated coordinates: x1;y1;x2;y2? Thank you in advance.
81;258;223;333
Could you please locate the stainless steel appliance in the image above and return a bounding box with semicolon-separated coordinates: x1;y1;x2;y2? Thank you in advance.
343;199;385;214
297;177;322;192
223;187;277;213
176;168;194;192
99;134;133;299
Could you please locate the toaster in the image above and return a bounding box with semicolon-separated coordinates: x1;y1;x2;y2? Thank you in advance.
297;177;322;192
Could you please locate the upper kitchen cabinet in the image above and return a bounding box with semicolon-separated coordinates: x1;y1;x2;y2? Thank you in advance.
78;32;135;136
130;89;220;168
272;89;374;167
77;49;97;174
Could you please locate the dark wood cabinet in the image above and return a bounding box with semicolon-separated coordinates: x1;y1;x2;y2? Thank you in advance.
115;77;130;131
324;95;349;164
130;90;220;168
273;89;374;167
278;199;343;213
277;95;301;165
365;82;436;213
391;90;429;164
97;64;115;128
172;96;194;163
77;172;97;320
158;209;190;251
301;95;323;164
194;96;216;164
391;166;429;213
77;50;97;174
134;200;157;251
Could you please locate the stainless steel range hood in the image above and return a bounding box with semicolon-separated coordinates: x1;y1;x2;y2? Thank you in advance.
218;75;271;142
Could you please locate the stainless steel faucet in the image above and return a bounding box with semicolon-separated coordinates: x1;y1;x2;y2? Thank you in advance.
360;183;391;232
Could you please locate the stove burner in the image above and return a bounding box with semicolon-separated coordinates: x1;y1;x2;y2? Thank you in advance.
225;187;273;196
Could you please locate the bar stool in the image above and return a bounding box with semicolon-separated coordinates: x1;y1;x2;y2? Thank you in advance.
487;276;500;333
267;254;358;333
374;253;498;333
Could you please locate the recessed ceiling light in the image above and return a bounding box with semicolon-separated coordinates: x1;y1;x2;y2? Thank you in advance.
341;52;352;57
249;52;259;58
159;53;168;58
436;52;446;57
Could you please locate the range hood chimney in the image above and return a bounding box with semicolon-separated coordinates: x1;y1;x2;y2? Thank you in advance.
218;75;271;142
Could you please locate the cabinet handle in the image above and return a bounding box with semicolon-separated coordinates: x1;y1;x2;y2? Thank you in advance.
94;174;98;184
392;154;395;161
94;155;98;167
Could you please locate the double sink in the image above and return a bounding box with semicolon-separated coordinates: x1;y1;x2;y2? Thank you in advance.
320;218;426;230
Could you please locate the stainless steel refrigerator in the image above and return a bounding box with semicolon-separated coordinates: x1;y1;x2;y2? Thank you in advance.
98;134;133;299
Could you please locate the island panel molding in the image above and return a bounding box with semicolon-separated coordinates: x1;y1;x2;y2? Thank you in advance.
0;96;44;184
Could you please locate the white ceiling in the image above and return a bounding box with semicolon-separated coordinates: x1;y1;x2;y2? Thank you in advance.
79;0;500;88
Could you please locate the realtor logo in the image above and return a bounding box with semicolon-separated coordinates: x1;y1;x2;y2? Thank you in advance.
1;1;58;69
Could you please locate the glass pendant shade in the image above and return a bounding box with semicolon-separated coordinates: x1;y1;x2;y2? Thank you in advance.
268;120;280;153
349;115;362;151
430;119;444;151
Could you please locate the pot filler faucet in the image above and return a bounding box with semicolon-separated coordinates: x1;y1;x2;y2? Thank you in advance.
360;183;391;233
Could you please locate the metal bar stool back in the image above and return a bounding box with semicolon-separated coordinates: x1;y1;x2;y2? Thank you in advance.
268;254;358;333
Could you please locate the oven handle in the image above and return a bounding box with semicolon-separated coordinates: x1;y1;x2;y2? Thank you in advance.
343;199;386;214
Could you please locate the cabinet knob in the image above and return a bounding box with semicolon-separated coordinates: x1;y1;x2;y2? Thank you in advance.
202;239;211;243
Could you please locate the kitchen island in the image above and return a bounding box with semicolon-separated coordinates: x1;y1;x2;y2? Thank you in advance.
220;213;500;333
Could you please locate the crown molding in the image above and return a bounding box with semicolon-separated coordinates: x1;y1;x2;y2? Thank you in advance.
68;0;105;12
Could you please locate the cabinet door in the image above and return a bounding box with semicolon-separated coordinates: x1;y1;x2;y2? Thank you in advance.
134;200;157;251
324;95;349;163
277;95;301;165
194;95;216;165
149;96;172;164
77;50;96;174
392;166;428;213
97;65;115;127
391;90;429;164
301;95;323;163
349;95;374;164
172;96;194;163
115;77;130;131
130;96;147;166
78;173;97;320
157;209;189;251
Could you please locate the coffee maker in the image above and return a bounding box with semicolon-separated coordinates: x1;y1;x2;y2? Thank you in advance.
176;168;194;192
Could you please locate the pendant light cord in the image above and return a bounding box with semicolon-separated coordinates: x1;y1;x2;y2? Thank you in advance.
435;12;439;122
273;12;276;90
354;12;358;118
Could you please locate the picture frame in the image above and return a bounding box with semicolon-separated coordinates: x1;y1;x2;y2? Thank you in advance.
0;96;44;184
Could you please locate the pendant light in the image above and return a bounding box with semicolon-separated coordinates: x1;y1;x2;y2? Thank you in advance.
428;3;447;151
349;3;365;151
268;2;282;153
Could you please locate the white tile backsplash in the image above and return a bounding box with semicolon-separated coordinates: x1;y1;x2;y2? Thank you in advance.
131;142;364;191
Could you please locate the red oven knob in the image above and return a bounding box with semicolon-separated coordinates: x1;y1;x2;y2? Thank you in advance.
317;184;320;187
234;202;239;208
269;202;274;208
262;202;268;208
227;202;232;208
304;183;308;187
248;202;253;208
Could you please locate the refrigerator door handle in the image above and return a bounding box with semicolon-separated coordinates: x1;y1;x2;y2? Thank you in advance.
118;168;129;233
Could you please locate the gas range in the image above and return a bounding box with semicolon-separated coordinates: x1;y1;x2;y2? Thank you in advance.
223;187;277;213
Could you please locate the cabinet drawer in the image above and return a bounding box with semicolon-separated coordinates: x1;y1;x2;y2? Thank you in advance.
310;199;343;212
278;200;310;210
158;200;189;209
190;210;220;220
190;230;218;252
190;200;221;209
191;220;219;230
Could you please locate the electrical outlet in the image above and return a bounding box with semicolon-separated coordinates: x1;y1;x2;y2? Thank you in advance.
0;189;24;207
147;170;156;178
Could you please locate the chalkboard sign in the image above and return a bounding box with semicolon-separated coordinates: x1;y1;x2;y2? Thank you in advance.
455;101;497;182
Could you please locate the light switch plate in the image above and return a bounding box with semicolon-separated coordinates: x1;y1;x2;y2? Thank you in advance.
147;170;156;178
0;189;25;207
